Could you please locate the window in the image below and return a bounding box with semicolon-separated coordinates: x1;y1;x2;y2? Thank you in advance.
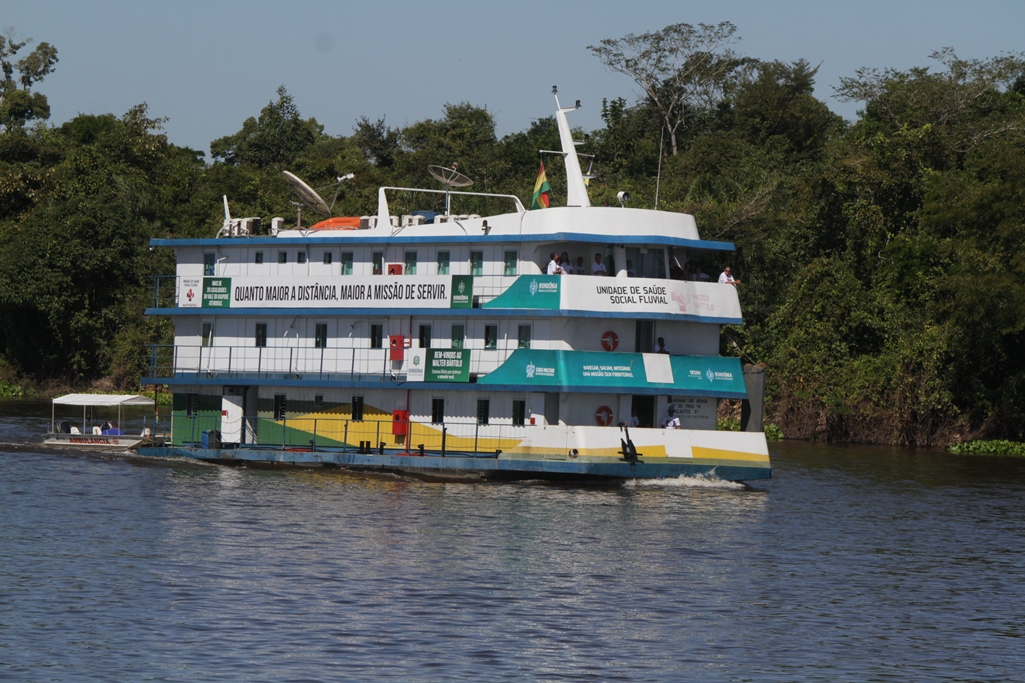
484;325;498;350
437;251;450;275
512;400;526;427
341;252;353;275
352;396;365;422
278;251;288;264
204;253;216;276
314;323;328;349
517;324;531;349
274;394;287;420
201;322;213;347
254;251;264;264
314;395;324;408
404;251;417;275
477;399;490;426
370;324;384;349
323;252;333;265
451;324;464;349
255;323;267;348
185;393;198;417
418;324;432;349
298;251;307;265
470;251;484;276
372;252;384;275
504;251;517;276
431;398;445;424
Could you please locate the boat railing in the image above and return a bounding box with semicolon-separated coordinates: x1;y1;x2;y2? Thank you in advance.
149;275;179;308
169;413;538;459
144;343;516;382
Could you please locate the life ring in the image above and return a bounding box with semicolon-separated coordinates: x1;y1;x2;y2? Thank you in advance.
601;330;619;351
595;405;614;426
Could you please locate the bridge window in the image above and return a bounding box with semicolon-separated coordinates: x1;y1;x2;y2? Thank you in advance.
504;251;517;276
512;400;526;427
517;325;531;349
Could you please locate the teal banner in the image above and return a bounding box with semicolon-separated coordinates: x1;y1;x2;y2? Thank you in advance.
483;275;561;309
479;350;748;397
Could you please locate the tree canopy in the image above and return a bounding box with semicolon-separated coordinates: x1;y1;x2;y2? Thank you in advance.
0;29;58;131
3;27;1025;447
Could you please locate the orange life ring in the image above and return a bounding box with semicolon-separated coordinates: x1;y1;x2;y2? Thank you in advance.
595;405;614;426
601;330;619;351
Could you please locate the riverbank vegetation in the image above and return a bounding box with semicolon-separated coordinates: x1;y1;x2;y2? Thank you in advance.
2;24;1024;447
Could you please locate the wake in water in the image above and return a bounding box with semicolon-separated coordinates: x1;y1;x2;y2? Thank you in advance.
625;472;747;490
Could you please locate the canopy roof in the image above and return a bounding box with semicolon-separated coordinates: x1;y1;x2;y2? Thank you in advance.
52;394;155;407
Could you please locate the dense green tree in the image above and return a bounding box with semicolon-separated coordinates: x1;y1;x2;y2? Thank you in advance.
0;29;58;131
210;86;322;167
0;105;202;384
588;21;750;156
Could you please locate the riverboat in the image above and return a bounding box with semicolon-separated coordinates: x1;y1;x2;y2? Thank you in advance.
138;91;770;482
45;394;157;449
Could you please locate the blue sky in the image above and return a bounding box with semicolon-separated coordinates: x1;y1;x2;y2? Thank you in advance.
6;0;1025;157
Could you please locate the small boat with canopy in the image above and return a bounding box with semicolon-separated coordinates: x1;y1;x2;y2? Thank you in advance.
45;394;158;449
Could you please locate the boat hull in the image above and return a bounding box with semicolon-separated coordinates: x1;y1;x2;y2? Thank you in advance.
45;433;151;450
137;444;771;483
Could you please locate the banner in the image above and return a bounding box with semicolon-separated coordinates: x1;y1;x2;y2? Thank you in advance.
406;349;470;383
484;275;742;323
479;350;748;397
180;274;467;310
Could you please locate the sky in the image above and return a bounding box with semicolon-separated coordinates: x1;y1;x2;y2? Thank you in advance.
5;0;1025;159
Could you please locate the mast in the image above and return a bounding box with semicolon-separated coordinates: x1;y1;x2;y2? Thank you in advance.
553;88;591;208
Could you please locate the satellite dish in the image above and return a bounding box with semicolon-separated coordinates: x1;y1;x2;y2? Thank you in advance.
427;164;474;216
428;164;474;188
283;170;331;215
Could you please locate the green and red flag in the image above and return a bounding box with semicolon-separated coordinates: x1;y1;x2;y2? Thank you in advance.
531;161;551;209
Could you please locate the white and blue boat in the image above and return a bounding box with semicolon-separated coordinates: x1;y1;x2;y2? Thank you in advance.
139;92;770;482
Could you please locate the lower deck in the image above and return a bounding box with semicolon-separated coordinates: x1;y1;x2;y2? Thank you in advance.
138;440;771;483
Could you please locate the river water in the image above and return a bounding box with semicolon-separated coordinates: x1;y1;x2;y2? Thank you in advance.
1;399;1023;682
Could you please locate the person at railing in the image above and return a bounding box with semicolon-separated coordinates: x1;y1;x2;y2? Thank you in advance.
592;253;607;276
718;266;740;285
559;252;572;274
547;253;564;275
663;406;681;429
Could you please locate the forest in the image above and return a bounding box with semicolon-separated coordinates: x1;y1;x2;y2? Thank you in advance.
2;23;1024;446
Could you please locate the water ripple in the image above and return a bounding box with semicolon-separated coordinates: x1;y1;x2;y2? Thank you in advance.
2;414;1025;681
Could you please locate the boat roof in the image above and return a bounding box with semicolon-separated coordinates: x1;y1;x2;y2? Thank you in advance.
52;394;155;407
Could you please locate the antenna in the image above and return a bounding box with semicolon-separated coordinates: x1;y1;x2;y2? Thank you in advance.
327;173;355;212
283;170;331;228
427;164;474;215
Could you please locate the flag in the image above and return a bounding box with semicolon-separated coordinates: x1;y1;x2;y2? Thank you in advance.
531;162;551;209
